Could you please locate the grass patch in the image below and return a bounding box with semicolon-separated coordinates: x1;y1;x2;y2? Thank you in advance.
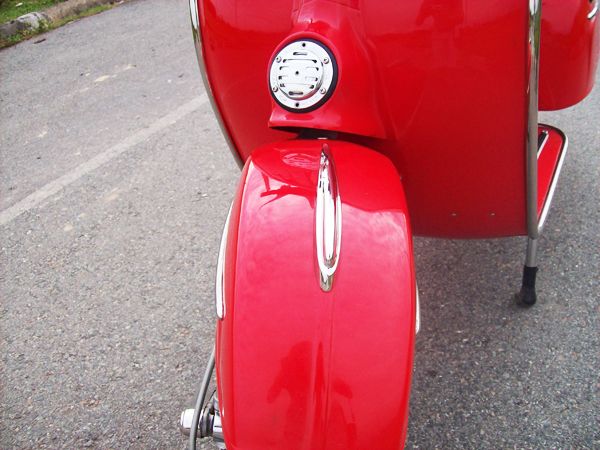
0;0;65;23
52;3;112;27
0;2;113;48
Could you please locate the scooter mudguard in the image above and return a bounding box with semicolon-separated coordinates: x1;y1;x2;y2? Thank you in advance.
216;140;416;450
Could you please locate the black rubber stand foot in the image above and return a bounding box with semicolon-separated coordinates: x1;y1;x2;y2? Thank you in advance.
515;265;538;307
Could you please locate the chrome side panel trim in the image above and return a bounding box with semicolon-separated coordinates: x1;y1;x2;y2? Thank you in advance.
189;0;243;169
526;0;543;239
215;206;232;319
538;132;569;232
315;144;342;292
415;284;420;334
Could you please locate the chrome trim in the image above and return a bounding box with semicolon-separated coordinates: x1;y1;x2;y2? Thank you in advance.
588;2;599;20
537;130;549;157
179;408;196;437
525;237;538;267
538;132;569;232
526;0;543;240
189;0;243;169
215;206;232;320
415;284;421;334
197;393;225;448
269;40;337;112
188;348;216;450
315;144;342;292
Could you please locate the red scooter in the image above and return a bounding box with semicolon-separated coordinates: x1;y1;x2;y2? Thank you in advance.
180;1;599;448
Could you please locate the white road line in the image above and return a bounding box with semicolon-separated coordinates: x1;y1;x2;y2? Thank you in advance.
0;95;208;226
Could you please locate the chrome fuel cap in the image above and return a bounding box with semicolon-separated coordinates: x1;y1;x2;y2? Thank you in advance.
269;39;337;112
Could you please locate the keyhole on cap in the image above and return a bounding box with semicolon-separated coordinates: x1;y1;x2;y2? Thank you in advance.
295;71;299;75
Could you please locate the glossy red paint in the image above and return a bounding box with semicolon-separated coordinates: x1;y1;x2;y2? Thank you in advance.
216;140;415;450
539;0;600;111
537;125;567;216
197;0;535;238
191;1;600;448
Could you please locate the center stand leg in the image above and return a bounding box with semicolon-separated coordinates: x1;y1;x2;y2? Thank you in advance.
516;237;538;306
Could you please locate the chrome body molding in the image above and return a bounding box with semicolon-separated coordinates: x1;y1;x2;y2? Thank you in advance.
589;1;599;20
315;144;342;292
526;0;543;240
538;132;569;232
415;284;421;334
525;127;568;267
215;206;232;320
189;0;243;169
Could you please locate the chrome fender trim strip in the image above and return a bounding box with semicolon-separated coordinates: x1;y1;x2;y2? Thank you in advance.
215;206;232;319
315;144;342;292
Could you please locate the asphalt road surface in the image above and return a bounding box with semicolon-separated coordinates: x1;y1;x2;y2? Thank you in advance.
1;0;598;448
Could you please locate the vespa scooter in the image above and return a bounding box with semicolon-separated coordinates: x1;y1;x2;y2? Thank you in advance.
180;1;599;448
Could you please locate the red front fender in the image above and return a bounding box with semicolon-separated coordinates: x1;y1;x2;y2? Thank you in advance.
216;140;415;450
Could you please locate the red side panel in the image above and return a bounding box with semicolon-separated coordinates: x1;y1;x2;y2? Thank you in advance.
198;0;531;238
197;1;297;154
216;140;415;450
540;0;600;111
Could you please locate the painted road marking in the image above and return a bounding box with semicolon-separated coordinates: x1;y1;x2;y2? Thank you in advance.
0;95;208;226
